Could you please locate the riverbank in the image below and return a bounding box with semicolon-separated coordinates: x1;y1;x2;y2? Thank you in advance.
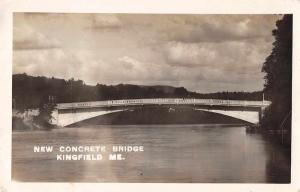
12;110;57;131
246;124;291;147
12;116;57;131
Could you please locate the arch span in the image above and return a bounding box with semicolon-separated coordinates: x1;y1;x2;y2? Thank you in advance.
52;105;260;127
53;98;269;127
52;109;126;127
194;109;259;124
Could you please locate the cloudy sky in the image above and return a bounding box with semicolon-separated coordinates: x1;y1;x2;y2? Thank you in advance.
13;13;282;93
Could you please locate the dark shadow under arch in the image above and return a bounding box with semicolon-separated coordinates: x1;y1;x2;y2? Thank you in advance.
67;106;251;127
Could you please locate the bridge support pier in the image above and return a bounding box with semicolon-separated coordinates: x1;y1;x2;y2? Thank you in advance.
258;106;267;125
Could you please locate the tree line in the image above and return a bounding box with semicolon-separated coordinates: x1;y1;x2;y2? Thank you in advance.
12;73;265;111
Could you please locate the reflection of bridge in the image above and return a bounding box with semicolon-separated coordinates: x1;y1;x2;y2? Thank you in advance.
52;98;271;127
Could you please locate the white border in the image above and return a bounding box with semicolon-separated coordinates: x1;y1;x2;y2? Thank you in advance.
1;0;300;191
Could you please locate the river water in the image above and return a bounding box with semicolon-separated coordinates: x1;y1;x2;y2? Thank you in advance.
12;124;290;183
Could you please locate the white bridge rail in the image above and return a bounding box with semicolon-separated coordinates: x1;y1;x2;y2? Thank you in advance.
57;98;271;110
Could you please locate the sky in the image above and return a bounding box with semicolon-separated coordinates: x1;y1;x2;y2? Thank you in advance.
13;13;282;93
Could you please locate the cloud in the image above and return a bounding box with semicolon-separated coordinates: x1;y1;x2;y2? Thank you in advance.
13;37;61;50
164;41;217;68
163;39;272;73
159;15;280;43
13;13;282;93
91;15;122;30
13;23;61;50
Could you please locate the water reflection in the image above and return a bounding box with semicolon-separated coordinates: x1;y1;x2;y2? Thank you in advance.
12;124;290;182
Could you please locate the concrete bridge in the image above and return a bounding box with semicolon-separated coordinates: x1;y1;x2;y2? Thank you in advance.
52;98;271;127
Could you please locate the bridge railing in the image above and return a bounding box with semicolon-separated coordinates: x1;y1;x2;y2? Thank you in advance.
56;98;271;110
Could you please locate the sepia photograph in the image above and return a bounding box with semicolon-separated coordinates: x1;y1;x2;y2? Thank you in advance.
11;13;292;183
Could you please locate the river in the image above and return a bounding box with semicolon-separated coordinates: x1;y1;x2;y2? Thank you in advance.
12;124;290;183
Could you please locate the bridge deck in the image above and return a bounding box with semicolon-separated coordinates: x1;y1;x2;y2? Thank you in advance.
56;98;271;110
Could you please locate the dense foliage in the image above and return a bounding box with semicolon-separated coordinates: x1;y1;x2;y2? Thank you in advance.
12;73;265;111
261;15;292;136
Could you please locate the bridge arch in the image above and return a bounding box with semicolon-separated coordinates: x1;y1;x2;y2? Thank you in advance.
194;109;259;124
53;98;270;127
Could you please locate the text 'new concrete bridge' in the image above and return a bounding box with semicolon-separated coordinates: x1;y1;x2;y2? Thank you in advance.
52;98;271;127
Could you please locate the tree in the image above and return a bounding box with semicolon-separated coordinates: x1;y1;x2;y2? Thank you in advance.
33;95;56;128
174;87;189;97
261;15;292;139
